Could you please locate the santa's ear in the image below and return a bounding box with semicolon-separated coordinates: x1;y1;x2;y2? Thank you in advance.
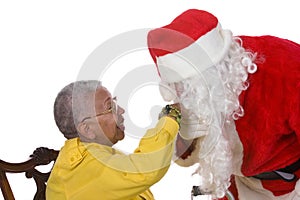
77;122;96;140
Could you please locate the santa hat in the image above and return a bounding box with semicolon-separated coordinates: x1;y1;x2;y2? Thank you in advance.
147;9;232;83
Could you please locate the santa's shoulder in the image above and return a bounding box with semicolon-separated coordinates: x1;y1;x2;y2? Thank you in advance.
238;35;299;51
238;35;300;73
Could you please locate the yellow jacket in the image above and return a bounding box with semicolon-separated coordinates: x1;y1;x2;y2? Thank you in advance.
46;117;179;200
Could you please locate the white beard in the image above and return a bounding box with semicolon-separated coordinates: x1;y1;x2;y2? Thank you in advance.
160;37;257;198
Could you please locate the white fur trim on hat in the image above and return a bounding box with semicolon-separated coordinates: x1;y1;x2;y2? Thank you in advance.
157;24;232;83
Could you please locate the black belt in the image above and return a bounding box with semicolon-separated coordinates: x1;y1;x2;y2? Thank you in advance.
253;158;300;182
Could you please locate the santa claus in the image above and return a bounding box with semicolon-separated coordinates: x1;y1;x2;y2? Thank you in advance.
147;9;300;199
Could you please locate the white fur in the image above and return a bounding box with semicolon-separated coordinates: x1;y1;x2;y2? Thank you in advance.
161;37;257;198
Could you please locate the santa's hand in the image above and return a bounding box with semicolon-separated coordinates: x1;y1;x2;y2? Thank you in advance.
175;134;197;159
174;134;200;167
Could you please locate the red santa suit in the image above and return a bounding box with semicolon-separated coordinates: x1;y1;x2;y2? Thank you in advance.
147;9;300;199
235;35;300;197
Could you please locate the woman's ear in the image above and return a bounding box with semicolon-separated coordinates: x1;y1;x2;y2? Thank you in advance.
77;122;96;140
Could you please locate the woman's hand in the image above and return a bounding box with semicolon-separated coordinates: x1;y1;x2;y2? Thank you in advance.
159;104;181;126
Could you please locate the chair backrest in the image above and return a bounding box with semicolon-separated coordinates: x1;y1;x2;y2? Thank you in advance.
0;147;59;200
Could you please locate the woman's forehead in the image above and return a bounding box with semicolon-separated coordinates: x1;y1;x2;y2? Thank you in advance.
95;86;112;101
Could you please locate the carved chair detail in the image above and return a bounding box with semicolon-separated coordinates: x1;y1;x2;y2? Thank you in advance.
0;147;59;200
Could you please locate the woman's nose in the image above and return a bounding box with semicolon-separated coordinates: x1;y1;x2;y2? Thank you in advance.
118;105;125;114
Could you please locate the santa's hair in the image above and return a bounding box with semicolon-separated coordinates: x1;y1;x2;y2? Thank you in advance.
161;37;257;198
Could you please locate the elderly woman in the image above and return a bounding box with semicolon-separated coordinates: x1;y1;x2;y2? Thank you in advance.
46;80;181;200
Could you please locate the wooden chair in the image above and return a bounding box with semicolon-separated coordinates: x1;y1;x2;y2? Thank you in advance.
0;147;59;200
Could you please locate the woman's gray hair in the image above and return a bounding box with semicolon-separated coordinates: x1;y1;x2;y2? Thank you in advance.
54;80;102;139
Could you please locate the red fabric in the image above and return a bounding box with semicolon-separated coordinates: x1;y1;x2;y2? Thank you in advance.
262;168;300;196
228;176;239;200
147;9;218;65
261;179;297;196
235;35;300;195
218;176;239;200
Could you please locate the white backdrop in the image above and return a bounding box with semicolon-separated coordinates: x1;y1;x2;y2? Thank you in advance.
0;1;299;199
